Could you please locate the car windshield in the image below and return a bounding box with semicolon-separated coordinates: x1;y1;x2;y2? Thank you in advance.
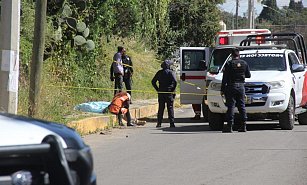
239;53;286;71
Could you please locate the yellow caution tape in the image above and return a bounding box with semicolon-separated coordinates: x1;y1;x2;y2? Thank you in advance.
45;85;219;96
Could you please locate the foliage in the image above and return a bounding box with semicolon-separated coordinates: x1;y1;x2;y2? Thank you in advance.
220;11;247;30
258;0;281;25
18;0;223;122
289;0;304;12
168;0;223;48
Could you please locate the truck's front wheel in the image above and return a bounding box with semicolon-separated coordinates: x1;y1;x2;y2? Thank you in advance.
208;110;224;131
298;111;307;125
279;96;295;130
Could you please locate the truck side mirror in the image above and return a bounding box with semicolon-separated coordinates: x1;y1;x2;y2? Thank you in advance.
292;64;305;72
199;60;207;70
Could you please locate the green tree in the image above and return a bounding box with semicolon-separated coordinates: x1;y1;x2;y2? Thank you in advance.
289;0;304;12
168;0;223;47
220;11;247;30
258;0;280;25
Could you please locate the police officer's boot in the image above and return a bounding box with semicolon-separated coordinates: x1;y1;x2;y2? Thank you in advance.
156;123;161;128
222;122;233;133
191;114;201;120
118;114;125;126
238;122;247;132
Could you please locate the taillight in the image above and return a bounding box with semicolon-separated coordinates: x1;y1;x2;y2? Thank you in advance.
255;36;265;44
219;37;229;45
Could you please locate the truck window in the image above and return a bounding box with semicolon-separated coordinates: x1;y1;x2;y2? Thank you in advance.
288;52;300;65
240;53;286;71
209;48;233;71
182;50;206;71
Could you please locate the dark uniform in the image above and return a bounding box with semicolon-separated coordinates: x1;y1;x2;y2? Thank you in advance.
221;48;251;133
152;60;177;128
122;54;133;98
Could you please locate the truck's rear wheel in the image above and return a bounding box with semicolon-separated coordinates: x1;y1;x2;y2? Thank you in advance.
279;96;295;130
208;110;224;131
298;111;307;125
202;101;208;122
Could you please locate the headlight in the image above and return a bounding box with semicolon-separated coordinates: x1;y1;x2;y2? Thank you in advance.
210;82;222;91
267;80;285;89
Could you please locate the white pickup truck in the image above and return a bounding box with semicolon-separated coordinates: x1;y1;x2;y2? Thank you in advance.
207;33;307;130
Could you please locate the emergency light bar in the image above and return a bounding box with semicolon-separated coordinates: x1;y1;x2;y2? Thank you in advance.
255;36;265;44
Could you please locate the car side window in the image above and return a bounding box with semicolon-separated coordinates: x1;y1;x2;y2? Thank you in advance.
289;52;300;65
182;50;206;71
288;52;301;72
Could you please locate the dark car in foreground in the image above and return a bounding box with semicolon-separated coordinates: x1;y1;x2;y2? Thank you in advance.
0;113;96;185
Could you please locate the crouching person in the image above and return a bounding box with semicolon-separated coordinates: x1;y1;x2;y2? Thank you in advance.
108;92;134;126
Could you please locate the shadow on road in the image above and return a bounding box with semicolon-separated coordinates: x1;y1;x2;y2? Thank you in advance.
143;117;206;124
143;118;287;133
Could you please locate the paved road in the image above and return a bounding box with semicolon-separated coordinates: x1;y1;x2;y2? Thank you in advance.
84;106;307;185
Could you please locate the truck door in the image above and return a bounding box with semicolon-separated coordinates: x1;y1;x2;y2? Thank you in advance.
288;52;306;107
180;47;211;104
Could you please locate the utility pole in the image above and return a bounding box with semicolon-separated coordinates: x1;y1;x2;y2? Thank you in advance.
0;0;21;114
248;0;255;29
235;0;239;29
28;0;47;117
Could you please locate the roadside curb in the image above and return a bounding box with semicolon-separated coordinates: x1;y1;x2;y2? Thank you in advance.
67;102;159;135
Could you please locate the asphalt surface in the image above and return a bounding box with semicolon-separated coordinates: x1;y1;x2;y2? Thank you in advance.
84;106;307;185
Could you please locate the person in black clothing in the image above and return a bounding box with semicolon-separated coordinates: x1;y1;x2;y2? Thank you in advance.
110;46;125;95
152;60;177;128
122;48;133;102
221;48;251;133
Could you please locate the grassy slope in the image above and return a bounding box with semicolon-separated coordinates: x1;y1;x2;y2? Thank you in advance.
18;37;161;124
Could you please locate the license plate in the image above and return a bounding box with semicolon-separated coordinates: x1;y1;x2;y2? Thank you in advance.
245;96;252;104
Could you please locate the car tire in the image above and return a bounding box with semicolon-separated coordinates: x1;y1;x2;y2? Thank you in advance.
279;95;295;130
208;109;224;131
298;111;307;125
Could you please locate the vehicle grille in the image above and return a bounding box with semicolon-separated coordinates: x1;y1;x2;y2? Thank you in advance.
244;82;269;107
245;82;270;94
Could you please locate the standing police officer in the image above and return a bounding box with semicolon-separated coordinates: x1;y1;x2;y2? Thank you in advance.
221;48;251;133
122;48;133;102
110;46;125;95
152;60;177;128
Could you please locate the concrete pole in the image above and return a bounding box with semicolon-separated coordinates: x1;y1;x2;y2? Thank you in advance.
235;0;239;29
0;0;21;114
248;0;255;29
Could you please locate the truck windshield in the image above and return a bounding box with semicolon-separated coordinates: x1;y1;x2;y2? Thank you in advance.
240;53;286;71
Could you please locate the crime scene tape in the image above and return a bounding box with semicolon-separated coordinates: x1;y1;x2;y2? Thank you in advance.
46;85;250;102
46;85;249;101
113;61;132;68
45;85;219;96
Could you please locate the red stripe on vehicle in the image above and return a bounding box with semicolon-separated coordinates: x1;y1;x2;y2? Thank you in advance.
185;76;206;80
233;31;253;34
218;31;229;35
301;71;307;106
255;30;270;33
